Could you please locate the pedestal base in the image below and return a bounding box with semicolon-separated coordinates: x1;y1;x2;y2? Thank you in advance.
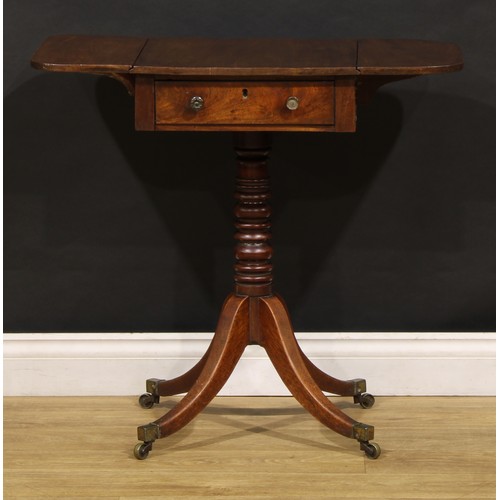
135;293;379;460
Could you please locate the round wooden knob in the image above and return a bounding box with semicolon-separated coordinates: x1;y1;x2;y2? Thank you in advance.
190;96;204;111
286;96;299;110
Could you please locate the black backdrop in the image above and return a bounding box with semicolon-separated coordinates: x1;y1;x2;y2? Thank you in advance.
4;0;495;332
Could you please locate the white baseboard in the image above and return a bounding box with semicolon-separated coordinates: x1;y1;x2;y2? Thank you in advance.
3;332;495;396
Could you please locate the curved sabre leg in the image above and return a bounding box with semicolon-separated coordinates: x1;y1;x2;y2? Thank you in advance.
259;296;379;457
297;346;375;408
138;345;214;408
135;294;249;458
273;295;374;406
299;351;366;395
138;296;235;406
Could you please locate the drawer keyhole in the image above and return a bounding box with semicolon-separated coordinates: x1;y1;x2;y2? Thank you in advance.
242;88;248;99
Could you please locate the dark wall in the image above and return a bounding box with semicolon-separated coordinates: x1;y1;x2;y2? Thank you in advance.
4;0;495;332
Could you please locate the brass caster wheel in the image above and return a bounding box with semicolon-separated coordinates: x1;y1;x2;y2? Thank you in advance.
355;392;375;409
134;442;153;460
138;392;155;409
359;441;381;460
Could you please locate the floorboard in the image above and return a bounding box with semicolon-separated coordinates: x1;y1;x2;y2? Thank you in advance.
4;396;495;499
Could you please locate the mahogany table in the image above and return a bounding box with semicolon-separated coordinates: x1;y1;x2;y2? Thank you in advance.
31;36;463;460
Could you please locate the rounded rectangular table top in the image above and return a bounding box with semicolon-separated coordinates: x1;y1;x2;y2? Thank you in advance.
31;35;463;78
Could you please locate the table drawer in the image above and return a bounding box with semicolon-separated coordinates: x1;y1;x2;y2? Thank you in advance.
154;82;335;127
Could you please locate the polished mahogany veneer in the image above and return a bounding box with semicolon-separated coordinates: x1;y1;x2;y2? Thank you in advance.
32;35;462;77
32;36;462;133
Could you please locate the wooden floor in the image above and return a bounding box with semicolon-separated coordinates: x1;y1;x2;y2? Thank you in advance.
4;396;495;499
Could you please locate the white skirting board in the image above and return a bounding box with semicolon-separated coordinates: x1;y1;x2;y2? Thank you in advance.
3;332;495;396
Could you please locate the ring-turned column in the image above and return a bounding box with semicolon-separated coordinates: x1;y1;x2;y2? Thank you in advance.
233;132;273;297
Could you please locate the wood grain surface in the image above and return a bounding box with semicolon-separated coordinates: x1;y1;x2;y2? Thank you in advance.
132;38;358;77
31;36;463;78
30;34;147;73
357;39;464;75
155;82;334;126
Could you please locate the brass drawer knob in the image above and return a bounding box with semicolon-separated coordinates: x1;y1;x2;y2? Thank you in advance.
190;96;204;111
286;96;299;110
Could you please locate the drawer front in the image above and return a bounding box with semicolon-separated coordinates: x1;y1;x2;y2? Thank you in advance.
155;82;334;126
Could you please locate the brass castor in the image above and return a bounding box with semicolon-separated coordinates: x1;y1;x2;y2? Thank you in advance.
359;440;381;459
354;392;375;409
134;442;153;460
138;392;155;409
